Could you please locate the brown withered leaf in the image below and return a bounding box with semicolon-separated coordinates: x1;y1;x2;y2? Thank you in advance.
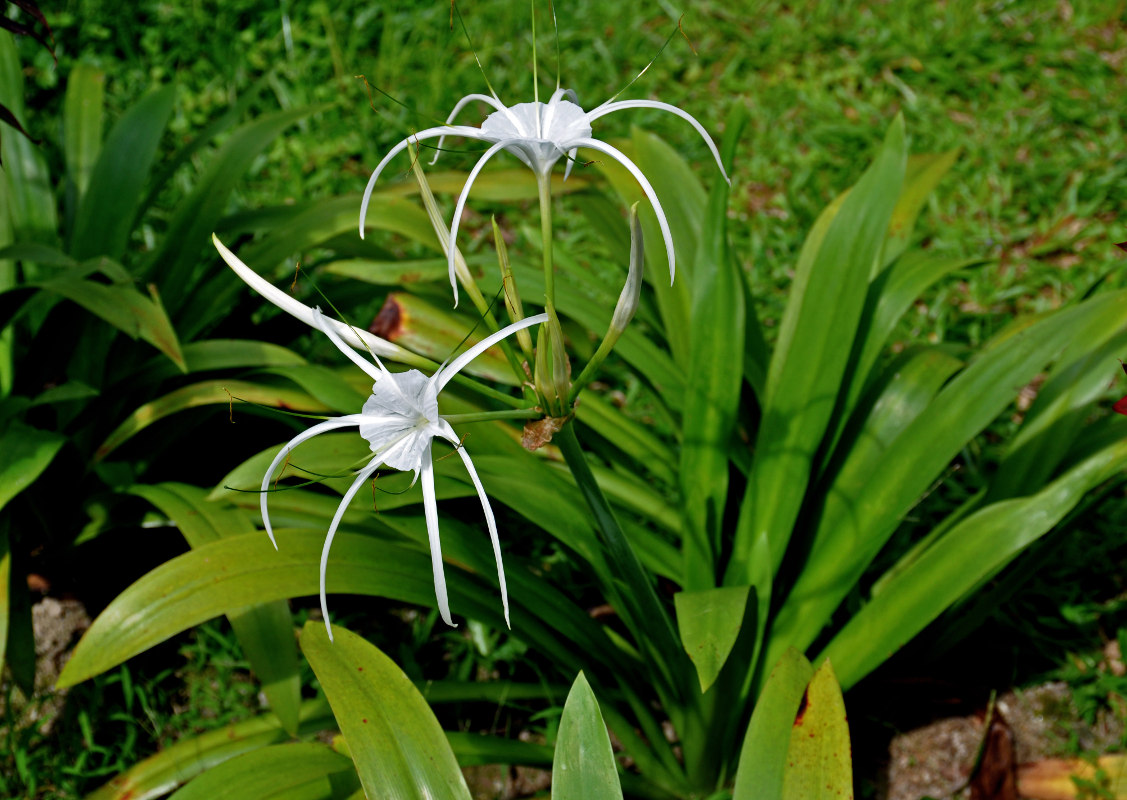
522;416;568;451
970;708;1017;800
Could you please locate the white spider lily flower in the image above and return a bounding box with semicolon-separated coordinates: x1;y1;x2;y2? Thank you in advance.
358;87;730;301
212;233;545;635
270;307;546;637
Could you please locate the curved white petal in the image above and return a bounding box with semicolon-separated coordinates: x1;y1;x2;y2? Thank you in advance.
260;416;368;546
359;125;485;239
541;88;569;135
430;93;508;165
437;420;508;628
212;234;408;361
311;307;386;384
420;448;456;627
434;312;549;392
319;458;384;642
584;100;730;185
569;137;678;284
446;139;509;304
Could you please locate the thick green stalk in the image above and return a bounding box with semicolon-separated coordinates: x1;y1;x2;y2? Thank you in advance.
555;422;684;696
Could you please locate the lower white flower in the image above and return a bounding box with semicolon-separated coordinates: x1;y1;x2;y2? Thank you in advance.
257;307;546;638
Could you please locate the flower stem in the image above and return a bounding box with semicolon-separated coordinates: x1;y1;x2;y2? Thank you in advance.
567;332;616;406
442;408;540;425
537;172;555;305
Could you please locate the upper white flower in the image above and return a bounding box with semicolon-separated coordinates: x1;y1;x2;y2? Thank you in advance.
358;87;730;301
212;234;547;635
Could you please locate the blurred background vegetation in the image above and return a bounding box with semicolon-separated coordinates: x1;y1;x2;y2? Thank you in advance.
3;0;1126;797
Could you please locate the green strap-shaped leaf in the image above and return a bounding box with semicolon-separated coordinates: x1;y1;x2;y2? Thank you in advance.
84;700;337;800
823;347;965;490
144;106;318;312
226;603;303;738
732;647;815;800
167;742;357;800
675;585;752;693
878;149;959;269
445;732;553;767
95;379;330;461
768;288;1127;668
55;530;495;688
240;193;435;269
823;433;1127;688
71;85;175;261
36;276;185;370
128;483;303;736
0;420;65;514
831;252;983;446
729;116;907;586
552;672;624;800
575;390;676;486
258;365;368;412
323;256;468;286
139;338;307;383
62;62;104;210
680;115;746;589
300;622;472;800
780;660;853;800
0;31;58;245
988;326;1127;500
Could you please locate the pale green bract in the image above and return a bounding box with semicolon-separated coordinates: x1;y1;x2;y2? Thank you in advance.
358;87;730;302
212;234;547;634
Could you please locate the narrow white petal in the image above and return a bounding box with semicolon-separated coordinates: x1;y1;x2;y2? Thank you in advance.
584;100;730;185
319;458;383;642
430;93;508;165
311;307;386;384
438;421;508;628
447;140;510;305
541;88;568;135
359;125;485;239
569;138;677;284
420;448;456;627
212;234;409;360
260;416;367;546
434;312;549;392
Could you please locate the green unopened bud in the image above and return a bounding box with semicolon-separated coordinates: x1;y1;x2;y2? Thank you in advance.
533;304;571;417
566;203;645;404
492;216;534;361
609;202;645;338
